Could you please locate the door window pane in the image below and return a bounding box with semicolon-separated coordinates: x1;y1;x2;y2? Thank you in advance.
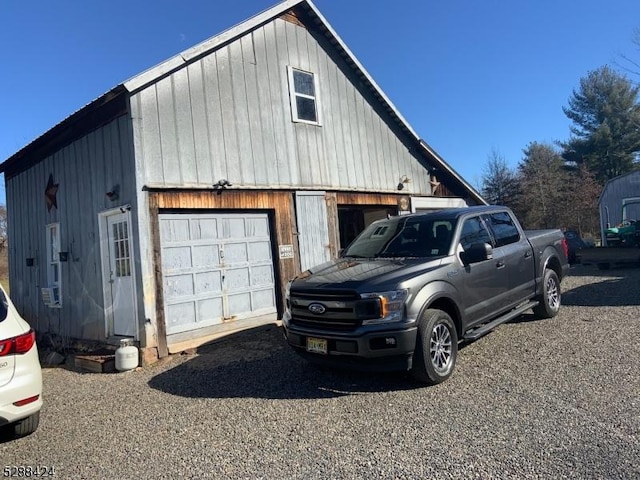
460;217;492;250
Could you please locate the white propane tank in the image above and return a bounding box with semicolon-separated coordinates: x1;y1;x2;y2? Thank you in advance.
115;339;139;372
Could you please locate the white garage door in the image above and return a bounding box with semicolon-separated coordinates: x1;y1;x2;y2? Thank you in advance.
159;213;276;336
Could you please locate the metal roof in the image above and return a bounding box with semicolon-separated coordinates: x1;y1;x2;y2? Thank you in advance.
0;0;486;205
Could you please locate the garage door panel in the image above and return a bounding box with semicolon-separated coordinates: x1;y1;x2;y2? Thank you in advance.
195;271;222;294
253;289;275;309
246;217;269;236
226;268;250;290
164;274;195;299
167;302;196;328
160;213;276;336
222;218;246;238
251;265;274;285
248;242;272;262
228;292;252;316
161;219;191;242
162;246;193;271
197;297;224;325
224;243;248;263
193;245;220;267
190;218;218;240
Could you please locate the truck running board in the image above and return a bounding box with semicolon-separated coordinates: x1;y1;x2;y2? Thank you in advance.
463;300;540;342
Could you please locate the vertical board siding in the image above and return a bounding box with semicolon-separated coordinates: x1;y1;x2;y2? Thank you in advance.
7;116;136;341
173;68;198;185
131;18;432;195
201;53;228;183
187;62;212;184
216;48;242;184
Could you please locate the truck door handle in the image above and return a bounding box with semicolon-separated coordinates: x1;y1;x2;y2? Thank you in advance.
524;252;532;259
496;260;505;269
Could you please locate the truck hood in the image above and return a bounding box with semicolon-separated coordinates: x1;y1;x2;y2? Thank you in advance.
291;257;446;291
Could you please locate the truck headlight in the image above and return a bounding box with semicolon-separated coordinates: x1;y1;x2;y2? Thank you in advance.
360;289;408;325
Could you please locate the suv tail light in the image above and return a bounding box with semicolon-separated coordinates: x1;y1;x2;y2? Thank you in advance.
0;329;36;356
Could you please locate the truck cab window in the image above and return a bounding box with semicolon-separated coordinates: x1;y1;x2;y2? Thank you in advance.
487;212;520;247
460;216;492;250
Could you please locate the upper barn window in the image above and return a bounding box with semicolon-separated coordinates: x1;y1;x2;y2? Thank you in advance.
288;67;320;124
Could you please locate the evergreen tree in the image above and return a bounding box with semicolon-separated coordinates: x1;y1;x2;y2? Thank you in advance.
561;66;640;183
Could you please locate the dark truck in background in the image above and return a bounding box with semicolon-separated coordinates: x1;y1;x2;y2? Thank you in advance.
283;206;569;385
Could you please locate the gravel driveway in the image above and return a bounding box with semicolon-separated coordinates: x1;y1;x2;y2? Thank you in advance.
2;265;639;479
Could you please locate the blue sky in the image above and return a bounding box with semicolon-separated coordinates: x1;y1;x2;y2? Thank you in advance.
1;0;639;201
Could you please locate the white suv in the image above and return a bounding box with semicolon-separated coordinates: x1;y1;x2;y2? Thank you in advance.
0;284;42;438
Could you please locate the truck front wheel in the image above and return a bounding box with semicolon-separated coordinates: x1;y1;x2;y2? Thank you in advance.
411;309;458;385
533;269;561;318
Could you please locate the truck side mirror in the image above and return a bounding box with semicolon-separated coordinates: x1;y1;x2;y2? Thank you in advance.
460;242;493;265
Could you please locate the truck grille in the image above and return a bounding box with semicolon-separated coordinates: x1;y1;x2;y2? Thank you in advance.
289;289;363;332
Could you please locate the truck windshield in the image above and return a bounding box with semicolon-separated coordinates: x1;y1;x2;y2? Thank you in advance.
342;217;455;258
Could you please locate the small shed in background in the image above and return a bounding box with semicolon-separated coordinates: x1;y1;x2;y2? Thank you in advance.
598;171;640;245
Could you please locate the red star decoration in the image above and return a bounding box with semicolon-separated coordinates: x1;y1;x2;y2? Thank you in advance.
45;174;59;212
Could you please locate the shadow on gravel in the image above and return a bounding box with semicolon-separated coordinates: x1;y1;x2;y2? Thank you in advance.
0;428;16;444
563;266;640;307
148;325;420;400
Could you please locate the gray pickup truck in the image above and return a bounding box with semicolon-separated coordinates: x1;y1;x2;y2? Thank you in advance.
283;205;569;384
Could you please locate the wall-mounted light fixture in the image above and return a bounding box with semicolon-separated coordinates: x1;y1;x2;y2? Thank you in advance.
106;184;120;201
26;258;34;267
213;178;233;195
397;175;411;191
58;252;69;262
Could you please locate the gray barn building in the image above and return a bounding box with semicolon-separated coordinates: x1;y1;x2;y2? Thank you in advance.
0;0;485;361
598;170;640;245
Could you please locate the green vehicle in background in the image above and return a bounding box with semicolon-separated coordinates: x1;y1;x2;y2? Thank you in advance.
605;197;640;247
581;197;640;269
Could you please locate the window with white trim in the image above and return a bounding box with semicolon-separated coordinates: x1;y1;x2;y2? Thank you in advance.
45;223;61;306
288;66;320;124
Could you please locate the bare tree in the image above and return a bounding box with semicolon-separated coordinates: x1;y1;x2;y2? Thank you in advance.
617;27;640;79
561;165;602;238
480;149;519;207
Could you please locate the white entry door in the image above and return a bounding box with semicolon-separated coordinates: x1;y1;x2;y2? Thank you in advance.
103;211;137;337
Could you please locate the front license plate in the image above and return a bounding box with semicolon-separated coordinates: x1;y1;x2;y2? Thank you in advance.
306;337;328;355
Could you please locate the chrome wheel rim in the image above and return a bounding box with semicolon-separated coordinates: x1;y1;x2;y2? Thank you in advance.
430;323;452;374
547;276;560;310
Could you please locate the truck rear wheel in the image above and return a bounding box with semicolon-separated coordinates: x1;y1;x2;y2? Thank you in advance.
533;269;561;318
411;309;457;385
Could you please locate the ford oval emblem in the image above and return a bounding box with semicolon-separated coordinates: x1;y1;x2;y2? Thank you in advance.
308;303;326;314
